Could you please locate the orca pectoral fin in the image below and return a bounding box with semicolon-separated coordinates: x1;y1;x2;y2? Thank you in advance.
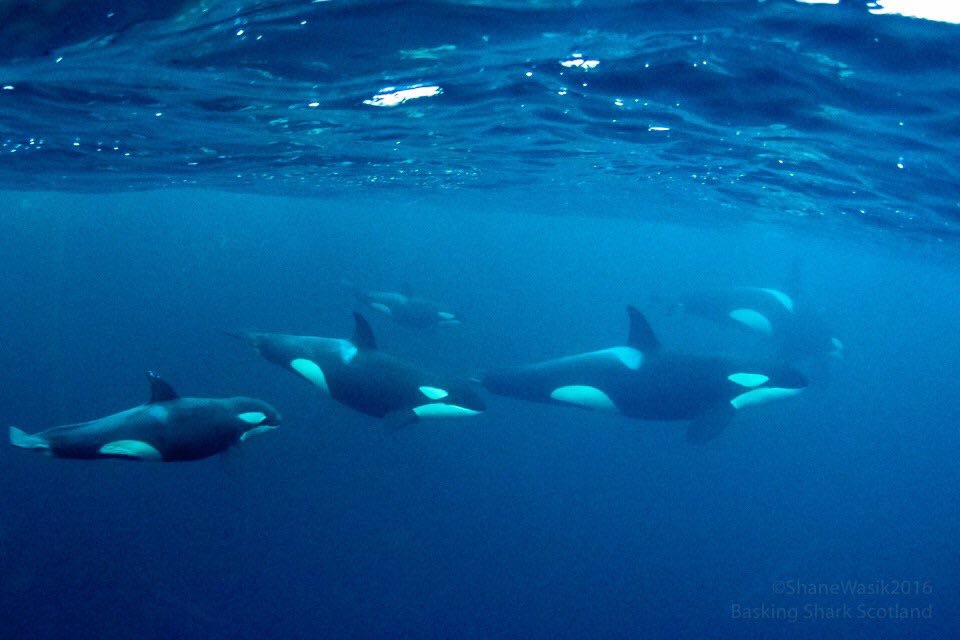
686;406;735;444
382;410;418;432
9;427;49;450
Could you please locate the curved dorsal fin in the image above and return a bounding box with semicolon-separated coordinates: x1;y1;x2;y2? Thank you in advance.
351;313;378;350
146;371;179;403
626;306;660;352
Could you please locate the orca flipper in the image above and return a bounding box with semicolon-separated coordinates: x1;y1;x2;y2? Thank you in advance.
9;426;49;450
146;371;179;403
686;405;735;443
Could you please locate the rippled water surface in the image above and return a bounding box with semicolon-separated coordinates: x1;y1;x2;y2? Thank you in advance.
0;0;958;241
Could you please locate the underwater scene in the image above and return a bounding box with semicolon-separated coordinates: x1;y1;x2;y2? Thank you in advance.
0;1;958;638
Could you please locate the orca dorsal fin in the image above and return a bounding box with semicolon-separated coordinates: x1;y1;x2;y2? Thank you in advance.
626;306;660;352
351;313;378;350
146;371;179;403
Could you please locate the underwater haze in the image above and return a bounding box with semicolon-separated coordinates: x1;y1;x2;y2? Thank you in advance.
1;1;959;639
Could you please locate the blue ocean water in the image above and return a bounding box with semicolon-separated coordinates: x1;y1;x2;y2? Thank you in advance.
1;1;958;638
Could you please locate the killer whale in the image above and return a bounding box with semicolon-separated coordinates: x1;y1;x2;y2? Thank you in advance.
669;261;842;363
8;372;281;461
481;306;807;442
347;281;462;329
230;313;484;426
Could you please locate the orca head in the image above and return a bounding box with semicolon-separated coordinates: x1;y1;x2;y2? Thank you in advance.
725;362;808;410
231;399;282;441
411;380;485;419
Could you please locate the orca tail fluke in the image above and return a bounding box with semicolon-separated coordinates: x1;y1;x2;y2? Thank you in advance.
9;427;49;450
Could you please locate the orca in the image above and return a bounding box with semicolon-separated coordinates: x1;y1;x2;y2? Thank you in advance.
668;260;843;363
481;306;807;442
674;286;842;363
347;281;462;328
230;313;484;426
8;372;281;461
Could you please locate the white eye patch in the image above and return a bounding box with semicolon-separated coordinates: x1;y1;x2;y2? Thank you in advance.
727;373;770;388
419;386;449;400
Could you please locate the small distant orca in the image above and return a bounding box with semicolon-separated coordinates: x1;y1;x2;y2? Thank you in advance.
8;372;281;461
230;313;484;426
674;286;843;362
481;306;807;442
347;281;462;328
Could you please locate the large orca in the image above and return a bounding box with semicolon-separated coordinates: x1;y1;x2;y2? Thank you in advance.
230;313;484;426
8;372;281;461
481;306;807;442
347;282;462;329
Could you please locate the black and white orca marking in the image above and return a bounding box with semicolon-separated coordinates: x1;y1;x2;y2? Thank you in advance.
348;282;462;329
676;286;843;362
481;306;807;442
230;313;484;426
8;372;281;461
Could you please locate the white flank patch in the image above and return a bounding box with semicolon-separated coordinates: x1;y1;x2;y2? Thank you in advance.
237;411;267;425
730;387;803;410
290;358;330;394
240;424;277;442
412;404;481;419
729;308;774;335
550;385;618;412
437;311;456;320
419;386;449;400
758;288;795;312
727;373;770;388
99;440;163;460
370;302;393;316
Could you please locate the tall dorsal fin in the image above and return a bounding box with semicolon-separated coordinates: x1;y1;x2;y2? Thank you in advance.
351;313;378;350
626;306;660;352
400;282;413;297
146;371;179;403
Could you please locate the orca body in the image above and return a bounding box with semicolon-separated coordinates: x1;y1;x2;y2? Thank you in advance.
349;282;462;328
8;373;281;461
676;286;843;363
231;314;484;426
481;307;807;442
